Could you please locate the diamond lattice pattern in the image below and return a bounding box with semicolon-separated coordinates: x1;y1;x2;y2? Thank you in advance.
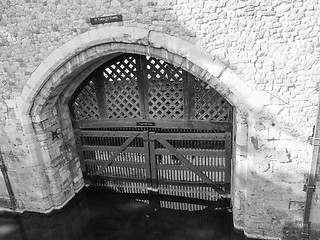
147;57;184;119
103;56;141;119
193;79;232;121
72;80;100;120
70;54;232;122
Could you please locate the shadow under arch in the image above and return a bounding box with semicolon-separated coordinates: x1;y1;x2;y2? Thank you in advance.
16;26;272;235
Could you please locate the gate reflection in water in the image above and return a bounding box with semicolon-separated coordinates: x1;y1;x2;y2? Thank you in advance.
0;188;256;240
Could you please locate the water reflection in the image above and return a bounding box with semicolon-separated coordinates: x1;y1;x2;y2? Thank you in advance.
0;188;255;240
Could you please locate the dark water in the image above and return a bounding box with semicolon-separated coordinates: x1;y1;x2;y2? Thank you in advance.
0;188;256;240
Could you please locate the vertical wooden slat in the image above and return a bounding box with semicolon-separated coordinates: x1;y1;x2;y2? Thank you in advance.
184;72;195;120
143;131;152;190
225;132;232;183
136;55;149;118
93;72;108;118
149;132;158;191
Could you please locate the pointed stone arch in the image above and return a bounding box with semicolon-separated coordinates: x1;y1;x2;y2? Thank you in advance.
19;27;269;117
17;27;271;233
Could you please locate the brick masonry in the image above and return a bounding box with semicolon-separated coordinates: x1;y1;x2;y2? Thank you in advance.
1;0;320;239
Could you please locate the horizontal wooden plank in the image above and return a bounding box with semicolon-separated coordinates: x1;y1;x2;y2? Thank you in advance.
77;130;145;138
155;148;226;156
81;146;225;156
73;118;232;131
84;161;146;168
158;180;226;188
81;146;145;153
86;175;148;183
151;132;227;140
159;183;230;195
157;164;225;171
85;161;224;172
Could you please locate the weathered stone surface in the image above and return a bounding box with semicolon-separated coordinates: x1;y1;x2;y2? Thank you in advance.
1;0;320;239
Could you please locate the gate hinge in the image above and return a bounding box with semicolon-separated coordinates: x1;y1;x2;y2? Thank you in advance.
303;184;316;192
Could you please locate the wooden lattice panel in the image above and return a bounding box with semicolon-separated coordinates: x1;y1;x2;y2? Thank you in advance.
193;79;232;122
103;56;141;119
72;80;100;120
146;57;184;119
70;53;233;123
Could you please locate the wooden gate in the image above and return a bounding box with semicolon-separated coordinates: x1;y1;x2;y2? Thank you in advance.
70;53;233;201
76;129;231;200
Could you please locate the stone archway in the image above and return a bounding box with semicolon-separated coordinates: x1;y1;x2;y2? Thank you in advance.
17;26;272;234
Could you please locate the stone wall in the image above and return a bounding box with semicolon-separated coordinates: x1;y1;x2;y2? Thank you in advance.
1;0;320;239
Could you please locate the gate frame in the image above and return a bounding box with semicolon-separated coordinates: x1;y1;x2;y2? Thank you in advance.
77;129;231;197
16;26;273;237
